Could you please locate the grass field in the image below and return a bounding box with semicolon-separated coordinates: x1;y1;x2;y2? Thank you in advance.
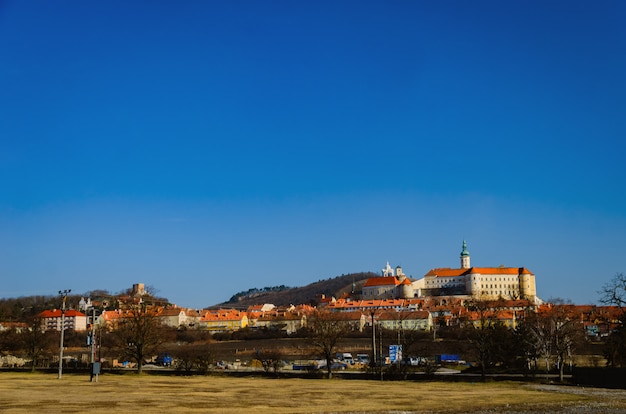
0;372;624;413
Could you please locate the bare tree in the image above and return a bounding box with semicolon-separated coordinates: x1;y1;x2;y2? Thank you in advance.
530;300;583;382
168;343;215;375
600;273;626;310
599;273;626;367
20;317;57;372
172;345;196;374
464;300;503;380
515;311;544;374
306;310;350;379
255;349;284;374
604;325;626;368
395;311;431;360
193;344;215;375
113;305;164;374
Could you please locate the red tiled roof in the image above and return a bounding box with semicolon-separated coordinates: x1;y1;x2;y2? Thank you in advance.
0;322;29;329
326;299;407;310
425;268;468;277
158;308;186;317
466;310;516;321
472;267;534;275
200;309;246;322
425;267;534;277
37;310;86;318
364;277;402;287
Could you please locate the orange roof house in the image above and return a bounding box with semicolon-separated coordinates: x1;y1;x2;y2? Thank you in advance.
0;322;29;333
37;309;87;332
199;309;248;332
247;308;307;334
464;309;518;329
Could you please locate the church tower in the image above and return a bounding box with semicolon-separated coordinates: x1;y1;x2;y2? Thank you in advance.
460;240;471;269
382;261;395;277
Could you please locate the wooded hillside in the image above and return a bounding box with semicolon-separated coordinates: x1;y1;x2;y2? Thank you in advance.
217;272;377;308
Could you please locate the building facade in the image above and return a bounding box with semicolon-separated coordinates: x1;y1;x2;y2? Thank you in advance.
419;241;537;301
362;262;414;299
362;242;538;302
37;309;87;332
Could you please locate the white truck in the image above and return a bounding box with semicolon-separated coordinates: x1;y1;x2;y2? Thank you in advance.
336;352;354;365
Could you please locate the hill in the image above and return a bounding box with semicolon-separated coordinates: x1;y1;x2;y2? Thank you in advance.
216;272;377;308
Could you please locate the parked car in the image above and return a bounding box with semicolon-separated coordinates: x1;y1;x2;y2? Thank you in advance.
356;354;370;365
331;361;348;370
156;353;173;367
402;356;427;366
315;360;348;370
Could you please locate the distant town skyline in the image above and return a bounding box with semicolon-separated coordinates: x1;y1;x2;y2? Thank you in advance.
1;1;624;308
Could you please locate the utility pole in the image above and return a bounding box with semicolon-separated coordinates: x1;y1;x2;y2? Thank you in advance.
370;310;376;369
58;289;71;380
379;320;384;381
89;306;100;382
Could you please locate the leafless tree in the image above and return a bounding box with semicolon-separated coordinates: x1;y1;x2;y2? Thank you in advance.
255;349;283;374
306;309;350;379
193;344;215;374
113;304;164;374
515;310;544;374
529;299;583;382
600;273;626;310
464;300;500;380
463;299;519;380
599;274;626;367
168;343;215;374
20;317;57;372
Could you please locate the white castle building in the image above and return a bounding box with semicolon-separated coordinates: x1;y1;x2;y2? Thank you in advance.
364;242;538;302
415;241;537;301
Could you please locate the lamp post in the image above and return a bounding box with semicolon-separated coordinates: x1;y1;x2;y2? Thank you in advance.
370;310;376;368
58;289;71;380
88;306;100;382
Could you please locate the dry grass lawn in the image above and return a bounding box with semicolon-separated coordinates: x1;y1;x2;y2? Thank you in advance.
0;372;624;413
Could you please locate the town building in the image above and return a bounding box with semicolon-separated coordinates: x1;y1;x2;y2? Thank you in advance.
198;309;248;333
373;310;433;332
36;309;87;331
158;308;201;328
362;262;413;299
246;304;311;334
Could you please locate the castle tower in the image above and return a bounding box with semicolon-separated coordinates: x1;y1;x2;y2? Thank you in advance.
460;240;471;269
132;283;146;296
519;268;537;301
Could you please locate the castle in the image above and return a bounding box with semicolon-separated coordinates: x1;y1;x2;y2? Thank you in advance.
362;242;537;302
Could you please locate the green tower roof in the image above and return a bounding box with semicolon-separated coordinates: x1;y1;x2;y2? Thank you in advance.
460;240;470;257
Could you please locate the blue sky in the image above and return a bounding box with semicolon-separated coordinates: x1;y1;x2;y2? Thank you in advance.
1;1;625;308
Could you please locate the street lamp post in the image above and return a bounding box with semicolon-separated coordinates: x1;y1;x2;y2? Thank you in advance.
370;310;376;368
58;289;71;380
88;306;100;382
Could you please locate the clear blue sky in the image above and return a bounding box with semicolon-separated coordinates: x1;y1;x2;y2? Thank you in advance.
1;1;624;308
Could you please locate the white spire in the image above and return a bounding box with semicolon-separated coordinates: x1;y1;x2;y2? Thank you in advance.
382;261;395;277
